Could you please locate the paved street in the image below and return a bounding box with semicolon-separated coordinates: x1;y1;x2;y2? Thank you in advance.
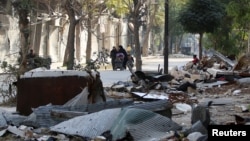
99;55;191;87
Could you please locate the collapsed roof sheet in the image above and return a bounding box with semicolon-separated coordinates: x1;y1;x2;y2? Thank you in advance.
111;108;182;141
50;108;182;140
50;108;121;138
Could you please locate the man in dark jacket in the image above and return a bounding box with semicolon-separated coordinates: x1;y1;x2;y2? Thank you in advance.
110;46;118;70
118;45;128;69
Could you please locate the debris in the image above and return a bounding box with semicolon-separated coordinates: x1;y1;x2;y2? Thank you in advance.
186;132;204;141
7;125;25;138
50;108;121;139
208;49;235;68
232;89;241;95
50;110;88;119
191;105;210;128
234;115;250;125
236;77;250;85
183;120;208;136
131;91;168;100
93;136;106;141
128;99;173;118
0;129;7;137
110;108;182;141
233;53;250;71
176;81;196;92
63;87;89;106
175;103;192;113
22;99;134;128
3;52;250;140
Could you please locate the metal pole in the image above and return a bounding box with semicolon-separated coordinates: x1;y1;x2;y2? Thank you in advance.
164;0;169;74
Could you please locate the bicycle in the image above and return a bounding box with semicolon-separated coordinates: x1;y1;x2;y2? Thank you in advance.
93;50;109;70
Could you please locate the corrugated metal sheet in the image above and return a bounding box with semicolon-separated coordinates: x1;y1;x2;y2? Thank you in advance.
50;108;122;138
128;99;172;111
111;108;182;141
23;99;134;127
49;107;181;140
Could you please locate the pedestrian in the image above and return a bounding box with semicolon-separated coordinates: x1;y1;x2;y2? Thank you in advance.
192;54;199;65
126;44;132;54
110;46;118;70
26;49;36;68
118;45;128;69
126;54;134;69
26;49;36;59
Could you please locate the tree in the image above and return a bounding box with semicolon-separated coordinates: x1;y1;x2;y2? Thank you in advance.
141;1;159;57
225;0;250;53
62;0;106;69
168;0;187;54
198;0;250;57
82;0;107;64
106;0;147;71
62;0;82;69
178;0;225;60
12;0;33;76
204;14;236;55
131;0;146;71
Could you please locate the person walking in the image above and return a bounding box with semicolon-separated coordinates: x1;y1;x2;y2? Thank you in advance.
118;45;128;69
126;54;134;70
126;44;132;55
110;46;118;70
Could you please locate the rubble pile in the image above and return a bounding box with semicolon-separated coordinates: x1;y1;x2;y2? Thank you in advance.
1;51;250;141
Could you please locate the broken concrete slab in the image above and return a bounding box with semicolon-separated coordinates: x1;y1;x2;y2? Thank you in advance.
209;49;235;68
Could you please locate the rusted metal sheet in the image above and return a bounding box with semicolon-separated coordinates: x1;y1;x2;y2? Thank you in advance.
16;75;90;116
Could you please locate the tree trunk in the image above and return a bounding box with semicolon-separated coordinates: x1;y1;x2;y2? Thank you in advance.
63;42;69;66
18;9;30;76
75;23;81;62
141;3;157;57
199;33;203;60
33;23;42;54
67;21;76;70
86;18;92;63
177;34;184;53
134;18;142;71
142;26;149;57
63;0;77;70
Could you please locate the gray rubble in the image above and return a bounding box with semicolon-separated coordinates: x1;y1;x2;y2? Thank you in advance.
1;52;250;140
